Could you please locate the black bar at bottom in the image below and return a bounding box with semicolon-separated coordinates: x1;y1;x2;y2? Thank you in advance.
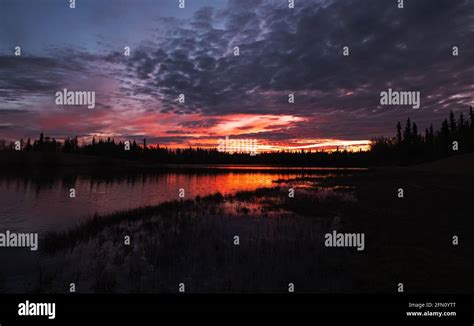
0;294;472;323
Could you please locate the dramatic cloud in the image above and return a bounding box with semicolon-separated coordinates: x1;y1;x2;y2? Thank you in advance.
0;0;473;147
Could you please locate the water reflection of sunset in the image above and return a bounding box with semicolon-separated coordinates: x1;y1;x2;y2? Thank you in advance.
0;169;346;232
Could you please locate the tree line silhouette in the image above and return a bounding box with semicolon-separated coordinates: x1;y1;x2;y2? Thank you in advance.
1;107;473;167
371;106;474;165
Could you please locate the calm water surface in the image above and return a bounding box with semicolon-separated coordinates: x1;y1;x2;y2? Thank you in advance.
0;166;364;232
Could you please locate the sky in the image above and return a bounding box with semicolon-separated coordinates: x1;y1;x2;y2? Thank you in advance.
0;0;473;151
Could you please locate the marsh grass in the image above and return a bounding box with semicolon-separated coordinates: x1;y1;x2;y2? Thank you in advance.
34;185;362;293
26;168;474;294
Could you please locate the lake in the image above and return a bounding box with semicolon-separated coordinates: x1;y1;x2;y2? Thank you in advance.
0;166;365;232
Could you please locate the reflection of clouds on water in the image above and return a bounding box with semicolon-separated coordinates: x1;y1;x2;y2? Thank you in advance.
0;168;359;232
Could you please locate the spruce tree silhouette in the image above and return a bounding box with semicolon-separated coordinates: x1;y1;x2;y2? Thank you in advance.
2;107;473;167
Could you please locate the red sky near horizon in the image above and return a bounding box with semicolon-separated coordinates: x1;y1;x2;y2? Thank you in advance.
26;107;371;152
1;0;473;152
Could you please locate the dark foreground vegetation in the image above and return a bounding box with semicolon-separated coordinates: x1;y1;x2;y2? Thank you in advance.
1;155;472;294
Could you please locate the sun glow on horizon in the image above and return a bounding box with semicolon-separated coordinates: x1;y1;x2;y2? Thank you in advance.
146;138;371;153
30;111;371;154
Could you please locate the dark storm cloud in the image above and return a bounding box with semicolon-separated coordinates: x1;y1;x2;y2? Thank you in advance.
165;130;189;134
1;0;474;142
124;0;474;138
0;56;66;100
191;6;215;30
0;49;127;139
179;118;220;128
0;109;31;115
0;51;109;104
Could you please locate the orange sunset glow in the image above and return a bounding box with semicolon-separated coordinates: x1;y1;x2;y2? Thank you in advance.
30;109;370;152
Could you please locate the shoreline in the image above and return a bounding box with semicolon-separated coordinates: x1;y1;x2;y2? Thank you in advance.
0;155;473;293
